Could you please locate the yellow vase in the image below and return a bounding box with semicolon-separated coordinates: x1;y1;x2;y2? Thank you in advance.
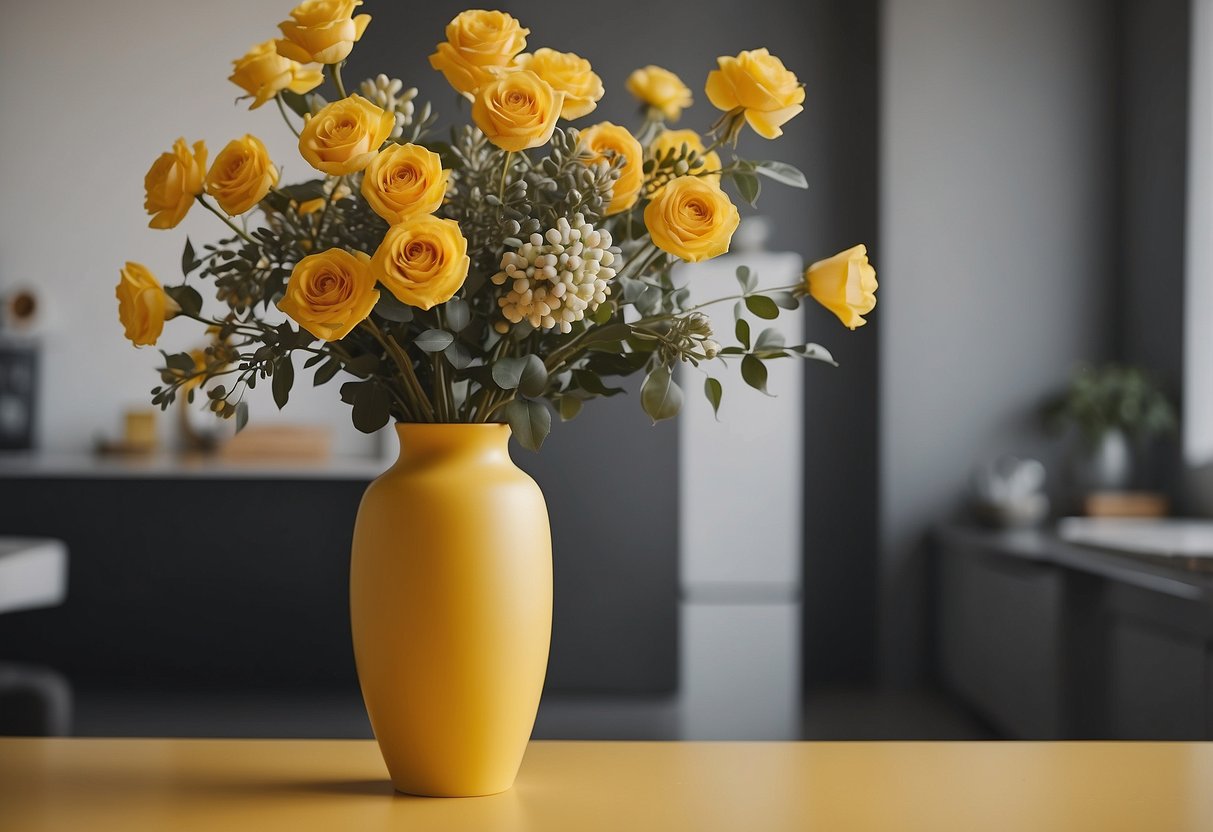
350;423;552;796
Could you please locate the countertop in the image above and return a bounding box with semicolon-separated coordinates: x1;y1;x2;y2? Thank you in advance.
0;451;389;481
936;524;1213;602
2;738;1211;831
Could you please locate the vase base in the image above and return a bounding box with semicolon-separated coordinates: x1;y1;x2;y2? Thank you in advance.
391;781;515;798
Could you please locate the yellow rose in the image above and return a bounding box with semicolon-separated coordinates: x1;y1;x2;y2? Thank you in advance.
471;70;564;152
429;10;529;95
370;215;470;311
360;143;449;224
116;262;179;347
626;65;693;121
143;138;207;230
299;94;395;176
513;48;603;120
705;48;805;139
643;176;740;263
805;244;878;329
205;135;279;216
275;0;371;65
229;40;323;110
278;249;379;341
579;122;645;215
647;129;722;195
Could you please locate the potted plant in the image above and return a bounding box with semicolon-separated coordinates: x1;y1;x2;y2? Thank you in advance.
1044;364;1176;491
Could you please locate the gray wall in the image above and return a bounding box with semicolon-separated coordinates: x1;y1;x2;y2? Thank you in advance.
878;0;1118;685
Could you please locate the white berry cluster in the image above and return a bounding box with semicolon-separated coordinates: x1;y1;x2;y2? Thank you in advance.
358;74;418;140
491;214;620;333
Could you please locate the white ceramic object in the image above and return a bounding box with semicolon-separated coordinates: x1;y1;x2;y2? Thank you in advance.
0;537;68;614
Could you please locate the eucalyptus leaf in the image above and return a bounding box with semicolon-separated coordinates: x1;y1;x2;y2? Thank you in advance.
351;382;391;433
770;291;800;310
558;396;583;421
732;170;761;207
415;329;454;353
272;356;294;409
735;318;751;350
741;354;772;395
165;285;203;318
641;365;683;423
504;398;551;451
374;292;414;323
736;265;758;294
181;238;201;275
313;358;341;386
790;343;838;365
443;339;474;370
753;160;809;189
235;401;249;433
518;355;549;398
443;297;470;331
704;377;723;419
754;328;786;351
492;356;527;389
745;295;779;320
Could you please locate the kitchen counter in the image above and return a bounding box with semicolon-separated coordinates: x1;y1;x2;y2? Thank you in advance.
3;738;1211;831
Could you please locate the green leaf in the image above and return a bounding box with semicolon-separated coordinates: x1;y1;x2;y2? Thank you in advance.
753;160;809;189
745;295;779;320
733;170;761;207
518;355;549;398
790;343;838;366
741;354;771;395
735;265;758;294
415;329;454;353
374;292;414;323
704;377;723;419
181;237;201;276
235;402;249;433
272;356;294;409
303;353;325;369
770;291;800;310
443;297;470;331
443;340;474;370
558;396;583;421
572;369;625;396
754;328;786;351
343;353;380;378
164;351;196;372
279;89;313;118
313;358;341;386
581;322;633;346
165;285;203;318
735;318;751;350
492;356;527;389
351;382;391;433
504;398;552;451
641;365;683;423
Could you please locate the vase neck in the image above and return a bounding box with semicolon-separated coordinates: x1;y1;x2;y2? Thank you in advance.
393;423;514;467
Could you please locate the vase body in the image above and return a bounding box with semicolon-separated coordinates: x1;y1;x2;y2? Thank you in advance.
350;423;552;796
1074;428;1133;491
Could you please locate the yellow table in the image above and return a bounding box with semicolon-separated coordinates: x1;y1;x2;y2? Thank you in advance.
2;739;1210;831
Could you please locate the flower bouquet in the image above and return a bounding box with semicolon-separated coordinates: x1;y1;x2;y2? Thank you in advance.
117;0;877;796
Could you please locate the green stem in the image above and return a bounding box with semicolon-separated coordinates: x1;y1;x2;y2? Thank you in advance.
196;196;256;245
331;61;348;99
275;94;302;139
361;320;431;421
498;151;514;204
311;177;344;245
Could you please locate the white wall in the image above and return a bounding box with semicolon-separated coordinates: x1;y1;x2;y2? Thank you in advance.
879;0;1116;684
0;0;373;455
1186;0;1213;469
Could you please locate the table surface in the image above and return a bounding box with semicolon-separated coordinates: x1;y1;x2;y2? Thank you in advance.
3;739;1212;832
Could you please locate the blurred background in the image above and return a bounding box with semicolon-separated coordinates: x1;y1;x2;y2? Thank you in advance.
0;0;1211;741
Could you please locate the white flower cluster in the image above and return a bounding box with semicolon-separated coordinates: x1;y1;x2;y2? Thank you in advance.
491;214;620;333
359;74;419;141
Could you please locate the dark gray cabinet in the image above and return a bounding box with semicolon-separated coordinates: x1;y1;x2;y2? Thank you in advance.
935;526;1213;739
